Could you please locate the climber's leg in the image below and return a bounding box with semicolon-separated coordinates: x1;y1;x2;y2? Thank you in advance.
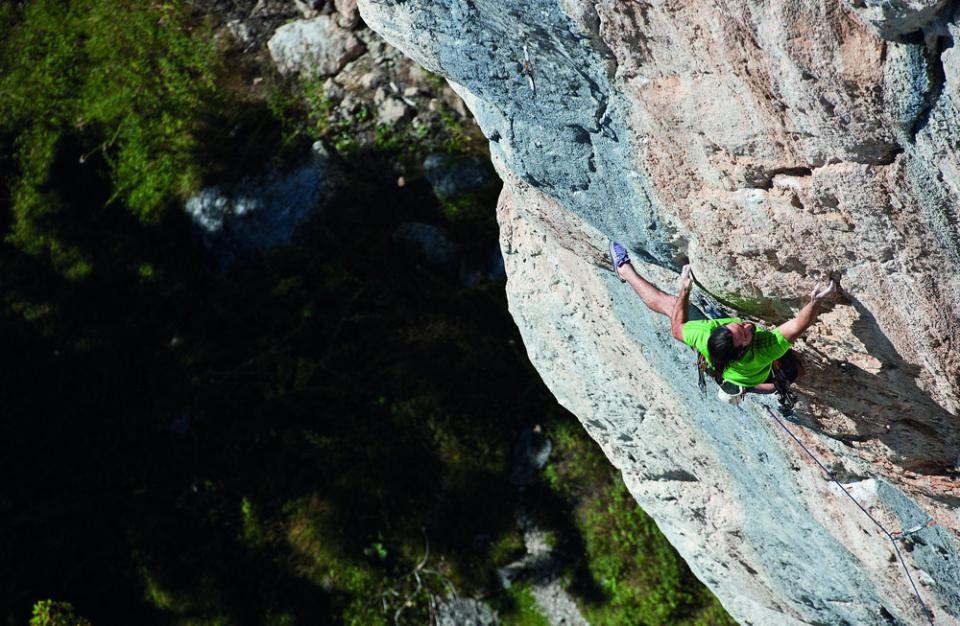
617;262;677;317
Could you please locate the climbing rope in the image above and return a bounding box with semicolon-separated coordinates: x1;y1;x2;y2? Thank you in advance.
762;404;937;626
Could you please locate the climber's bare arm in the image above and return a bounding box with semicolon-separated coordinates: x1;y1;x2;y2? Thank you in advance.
670;266;694;341
777;280;836;344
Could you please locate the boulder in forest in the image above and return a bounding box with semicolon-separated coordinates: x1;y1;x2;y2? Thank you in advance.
334;0;361;29
509;425;552;486
377;96;412;125
185;142;341;264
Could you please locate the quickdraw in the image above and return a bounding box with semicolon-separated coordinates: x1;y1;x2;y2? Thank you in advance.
696;351;707;395
892;518;938;541
519;44;536;94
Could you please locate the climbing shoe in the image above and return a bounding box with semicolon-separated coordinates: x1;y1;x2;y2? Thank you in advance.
608;241;629;282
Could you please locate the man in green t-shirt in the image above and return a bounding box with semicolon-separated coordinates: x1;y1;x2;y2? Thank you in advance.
608;241;836;397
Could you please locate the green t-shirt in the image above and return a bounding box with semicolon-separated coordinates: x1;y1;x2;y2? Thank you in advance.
681;317;792;387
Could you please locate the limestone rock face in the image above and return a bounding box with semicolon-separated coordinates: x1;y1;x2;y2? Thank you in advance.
359;1;960;624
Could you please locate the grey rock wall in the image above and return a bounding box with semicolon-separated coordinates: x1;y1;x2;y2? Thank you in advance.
359;1;960;624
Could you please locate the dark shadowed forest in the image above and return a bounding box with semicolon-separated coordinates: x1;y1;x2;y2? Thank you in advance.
0;2;734;624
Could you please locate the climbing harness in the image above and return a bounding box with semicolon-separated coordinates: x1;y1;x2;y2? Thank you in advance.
694;351;796;410
770;359;797;413
694;354;747;405
763;404;938;626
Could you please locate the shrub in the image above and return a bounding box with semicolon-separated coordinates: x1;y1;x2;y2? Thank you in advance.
29;600;91;626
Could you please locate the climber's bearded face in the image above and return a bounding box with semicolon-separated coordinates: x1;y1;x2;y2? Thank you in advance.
725;322;755;348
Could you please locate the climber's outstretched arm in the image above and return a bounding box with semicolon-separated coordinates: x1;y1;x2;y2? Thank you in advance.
777;280;837;343
670;265;694;341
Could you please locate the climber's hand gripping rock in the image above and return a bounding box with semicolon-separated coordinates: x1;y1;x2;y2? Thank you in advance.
810;280;837;303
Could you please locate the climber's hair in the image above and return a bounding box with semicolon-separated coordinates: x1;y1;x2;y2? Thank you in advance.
707;326;746;385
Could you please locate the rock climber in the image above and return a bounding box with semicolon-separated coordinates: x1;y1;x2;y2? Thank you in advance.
608;241;836;404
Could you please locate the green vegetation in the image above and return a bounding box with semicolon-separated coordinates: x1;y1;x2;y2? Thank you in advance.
0;0;220;279
499;584;551;626
298;76;481;170
30;600;92;626
441;191;491;224
1;2;735;625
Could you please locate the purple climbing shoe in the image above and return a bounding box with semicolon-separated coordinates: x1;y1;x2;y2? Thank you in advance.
608;241;629;283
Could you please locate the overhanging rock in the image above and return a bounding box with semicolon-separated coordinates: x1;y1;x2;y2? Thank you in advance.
359;1;960;623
